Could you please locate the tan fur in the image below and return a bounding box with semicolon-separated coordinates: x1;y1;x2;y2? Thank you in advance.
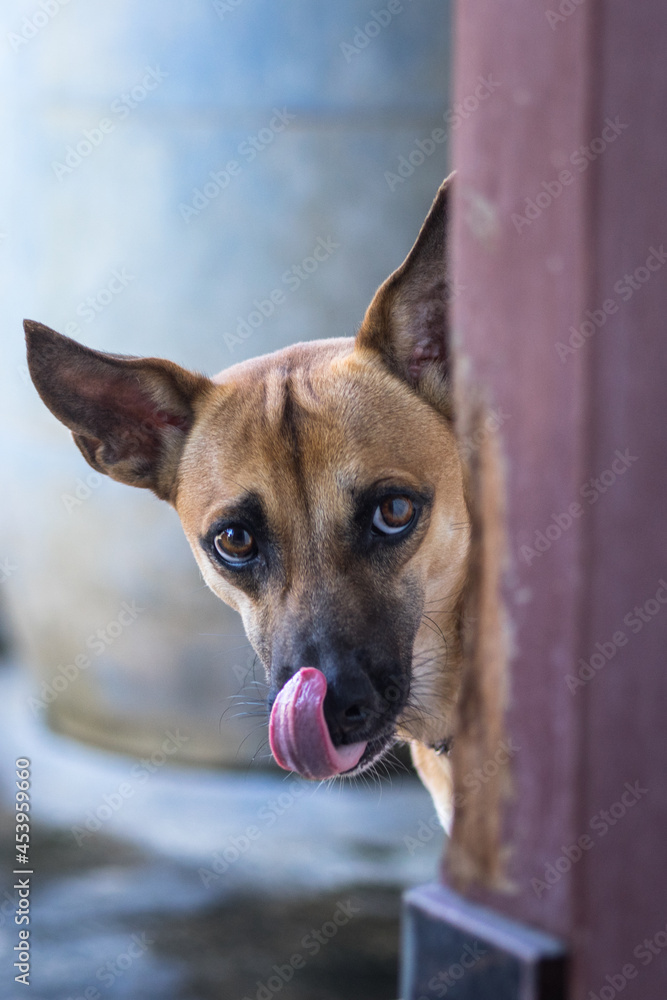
446;396;511;886
410;742;455;829
175;337;469;758
25;174;471;827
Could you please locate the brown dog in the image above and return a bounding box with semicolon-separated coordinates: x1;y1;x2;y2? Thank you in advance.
25;174;470;828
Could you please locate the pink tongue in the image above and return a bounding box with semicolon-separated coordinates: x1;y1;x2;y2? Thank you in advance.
269;667;367;780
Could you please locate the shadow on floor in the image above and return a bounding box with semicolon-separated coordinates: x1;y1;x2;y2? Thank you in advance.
2;823;400;999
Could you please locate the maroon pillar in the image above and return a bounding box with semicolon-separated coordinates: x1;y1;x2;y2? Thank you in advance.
448;1;667;997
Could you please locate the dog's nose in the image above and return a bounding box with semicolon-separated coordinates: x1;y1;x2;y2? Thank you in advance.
323;678;376;741
337;700;369;735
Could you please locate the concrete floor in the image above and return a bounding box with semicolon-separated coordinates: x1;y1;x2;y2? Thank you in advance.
0;666;444;998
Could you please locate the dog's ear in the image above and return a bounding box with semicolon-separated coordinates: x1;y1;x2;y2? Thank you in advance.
25;320;212;502
356;172;453;395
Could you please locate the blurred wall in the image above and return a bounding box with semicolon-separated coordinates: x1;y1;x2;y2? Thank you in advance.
0;0;452;763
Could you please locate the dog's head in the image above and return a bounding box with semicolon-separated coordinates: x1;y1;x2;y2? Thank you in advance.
26;174;470;779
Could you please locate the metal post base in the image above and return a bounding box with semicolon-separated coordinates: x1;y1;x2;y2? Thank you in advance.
401;884;567;1000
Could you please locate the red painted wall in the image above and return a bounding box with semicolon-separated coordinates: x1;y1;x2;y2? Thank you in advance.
451;1;667;996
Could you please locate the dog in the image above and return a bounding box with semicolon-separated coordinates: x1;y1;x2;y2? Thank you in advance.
25;173;470;829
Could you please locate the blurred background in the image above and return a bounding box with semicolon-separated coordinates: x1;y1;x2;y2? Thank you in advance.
0;1;451;996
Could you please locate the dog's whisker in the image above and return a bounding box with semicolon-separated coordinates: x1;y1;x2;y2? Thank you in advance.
383;751;410;776
236;727;269;760
421;613;448;642
411;643;447;659
419;619;444;641
423;583;464;602
248;737;271;764
221;697;267;716
232;685;269;698
402;701;443;726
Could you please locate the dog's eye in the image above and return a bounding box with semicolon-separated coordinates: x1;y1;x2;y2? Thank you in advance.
372;496;415;535
214;525;257;564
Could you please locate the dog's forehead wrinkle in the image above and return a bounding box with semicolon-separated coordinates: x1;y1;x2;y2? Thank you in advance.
188;367;459;544
210;336;355;385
